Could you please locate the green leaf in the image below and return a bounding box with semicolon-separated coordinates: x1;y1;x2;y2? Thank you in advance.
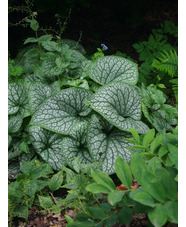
24;37;38;44
88;82;149;134
103;213;118;227
150;135;164;153
29;82;59;114
87;114;132;174
130;128;140;144
130;153;147;185
163;201;178;224
148;204;168;227
141;169;166;202
29;126;65;171
8;115;23;133
31;87;92;135
142;129;155;147
85;183;111;194
8;82;29;116
38;195;53;209
118;206;133;224
107;190;124;206
64;215;74;223
158;144;168;158
61;122;92;167
115;156;132;189
88;56;138;85
48;170;63;191
167;143;178;168
155;166;177;200
87;207;106;220
129;190;156;207
24;48;39;57
91;170;115;191
30;19;39;31
12;205;28;219
8;135;12;147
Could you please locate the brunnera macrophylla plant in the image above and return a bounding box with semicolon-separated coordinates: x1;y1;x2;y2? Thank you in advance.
9;34;177;179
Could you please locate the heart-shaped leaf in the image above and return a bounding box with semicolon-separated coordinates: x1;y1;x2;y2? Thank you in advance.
8;82;29;116
87;115;132;174
88;56;138;85
61;122;93;167
88;82;149;134
8;115;23;133
31;87;92;135
29;126;65;170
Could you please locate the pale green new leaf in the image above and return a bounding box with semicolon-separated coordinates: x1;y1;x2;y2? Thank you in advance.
31;87;92;135
61;122;93;167
88;56;138;85
87;115;132;174
88;82;149;134
29;126;65;171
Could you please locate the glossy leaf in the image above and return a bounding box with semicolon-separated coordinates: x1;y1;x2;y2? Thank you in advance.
29;126;65;171
107;190;124;206
88;82;149;134
61;122;92;167
129;190;156;207
115;156;132;189
87;207;106;220
118;206;133;224
31;87;92;135
85;183;111;194
88;56;138;85
155;166;177;200
141;169;166;202
87;115;132;174
130;153;147;185
163;201;178;224
150;135;164;153
142;128;155;147
148;204;168;227
91;170;115;191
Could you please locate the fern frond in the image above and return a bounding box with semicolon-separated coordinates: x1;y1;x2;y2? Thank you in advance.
152;49;178;77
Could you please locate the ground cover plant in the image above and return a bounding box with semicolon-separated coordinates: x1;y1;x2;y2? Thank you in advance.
8;10;178;227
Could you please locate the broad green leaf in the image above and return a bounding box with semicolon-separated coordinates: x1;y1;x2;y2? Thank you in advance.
38;195;53;209
148;204;168;227
129;190;156;207
115;156;132;189
8;135;12;147
158;144;168;158
88;82;149;134
142;128;155;147
41;41;59;52
24;48;39;57
91;170;115;191
103;213;118;227
40;59;66;76
29;126;65;170
28;82;59;114
163;201;178;224
8;115;23;133
12;205;28;219
147;156;161;174
107;190;124;206
31;87;92;135
61;38;86;54
48;170;63;191
8;82;29;116
86;183;111;194
62;122;92;167
118;206;133;224
87;115;132;174
150;135;164;153
88;56;138;85
130;128;140;144
87;207;106;220
155;166;177;200
130;153;147;185
30;19;39;31
141;169;166;202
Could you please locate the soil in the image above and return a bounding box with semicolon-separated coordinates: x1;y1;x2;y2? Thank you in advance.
8;0;178;226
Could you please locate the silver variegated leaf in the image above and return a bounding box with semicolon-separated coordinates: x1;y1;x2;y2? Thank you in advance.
31;87;92;135
29;126;65;170
88;82;149;134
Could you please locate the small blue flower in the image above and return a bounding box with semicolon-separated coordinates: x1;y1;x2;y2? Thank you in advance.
101;44;108;51
80;77;84;79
